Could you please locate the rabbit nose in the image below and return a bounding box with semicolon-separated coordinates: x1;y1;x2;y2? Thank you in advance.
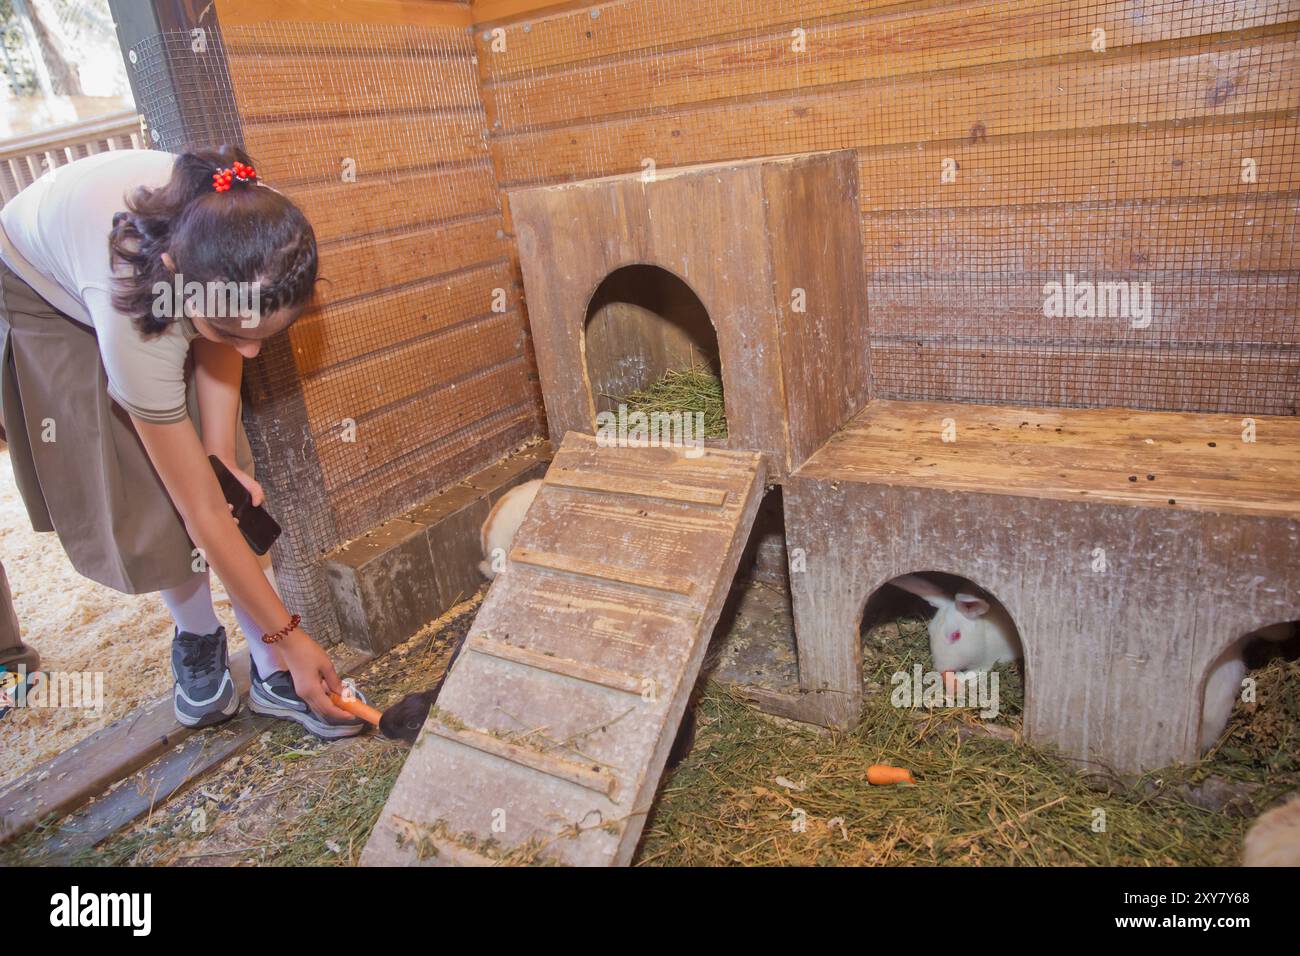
947;630;961;643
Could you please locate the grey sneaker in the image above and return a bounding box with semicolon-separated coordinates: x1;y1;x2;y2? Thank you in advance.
171;626;240;728
247;657;367;740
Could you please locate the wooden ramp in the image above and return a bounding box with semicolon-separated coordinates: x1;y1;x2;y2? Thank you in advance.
362;433;765;866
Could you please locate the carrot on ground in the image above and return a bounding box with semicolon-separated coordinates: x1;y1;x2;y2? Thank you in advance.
867;764;915;785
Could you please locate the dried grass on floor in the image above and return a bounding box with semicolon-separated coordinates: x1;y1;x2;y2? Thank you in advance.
637;619;1296;866
1185;654;1300;786
617;364;728;439
9;588;1295;867
0;448;256;787
637;691;1254;867
8;598;478;867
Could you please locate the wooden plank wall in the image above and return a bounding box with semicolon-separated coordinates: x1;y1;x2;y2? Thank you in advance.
474;0;1300;415
214;0;544;545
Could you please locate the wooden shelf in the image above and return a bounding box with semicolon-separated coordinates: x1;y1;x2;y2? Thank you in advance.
798;399;1300;519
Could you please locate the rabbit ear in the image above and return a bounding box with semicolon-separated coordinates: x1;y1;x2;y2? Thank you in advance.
889;574;950;609
955;592;990;619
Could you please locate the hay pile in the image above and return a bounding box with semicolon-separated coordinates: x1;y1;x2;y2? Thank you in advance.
7;599;478;867
638;688;1237;866
1195;655;1300;784
637;617;1297;866
618;364;728;439
10;588;1294;868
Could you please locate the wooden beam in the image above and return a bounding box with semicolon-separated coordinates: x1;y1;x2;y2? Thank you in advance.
301;311;524;427
314;361;533;495
33;714;273;863
489;35;1299;186
867;344;1300;418
215;0;473;28
800;399;1300;518
0;647;371;846
326;407;539;540
226;50;480;120
471;0;596;27
241;111;487;184
478;2;1300;125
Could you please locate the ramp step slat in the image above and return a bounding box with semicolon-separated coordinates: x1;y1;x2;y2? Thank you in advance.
546;468;729;507
509;546;695;597
388;817;504;866
426;837;500;867
466;634;645;695
430;722;620;799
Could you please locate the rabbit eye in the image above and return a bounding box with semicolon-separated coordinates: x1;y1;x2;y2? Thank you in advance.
947;630;961;643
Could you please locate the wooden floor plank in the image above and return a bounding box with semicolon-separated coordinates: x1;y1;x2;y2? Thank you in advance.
1;647;373;848
33;712;274;864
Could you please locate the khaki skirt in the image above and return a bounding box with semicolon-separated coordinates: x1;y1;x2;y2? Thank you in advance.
0;261;252;595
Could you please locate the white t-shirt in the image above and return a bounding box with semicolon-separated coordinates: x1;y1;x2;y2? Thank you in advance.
0;149;199;424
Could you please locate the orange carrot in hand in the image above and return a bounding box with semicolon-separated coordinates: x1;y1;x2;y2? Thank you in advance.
867;764;915;785
329;691;382;727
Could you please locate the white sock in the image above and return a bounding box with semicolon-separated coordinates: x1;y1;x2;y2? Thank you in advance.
160;573;222;636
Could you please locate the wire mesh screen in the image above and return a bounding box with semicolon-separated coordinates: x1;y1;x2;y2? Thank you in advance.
126;19;538;645
219;20;534;540
479;0;1299;415
126;30;241;150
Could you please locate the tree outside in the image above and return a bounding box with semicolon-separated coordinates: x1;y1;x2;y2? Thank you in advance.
0;0;133;138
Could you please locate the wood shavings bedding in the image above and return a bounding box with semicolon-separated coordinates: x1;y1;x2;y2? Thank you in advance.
1;447;247;788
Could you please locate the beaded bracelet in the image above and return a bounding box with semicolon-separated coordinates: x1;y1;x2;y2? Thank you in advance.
261;613;301;645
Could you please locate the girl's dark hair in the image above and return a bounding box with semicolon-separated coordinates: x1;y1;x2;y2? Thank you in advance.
109;145;318;336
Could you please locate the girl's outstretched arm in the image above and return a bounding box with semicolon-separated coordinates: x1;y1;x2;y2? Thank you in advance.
132;415;352;722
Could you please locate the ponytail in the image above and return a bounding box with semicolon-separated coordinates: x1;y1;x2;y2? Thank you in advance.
109;146;317;336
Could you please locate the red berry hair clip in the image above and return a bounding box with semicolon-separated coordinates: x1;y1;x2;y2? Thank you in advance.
212;160;257;193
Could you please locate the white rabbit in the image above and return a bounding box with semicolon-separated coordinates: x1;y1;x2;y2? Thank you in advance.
1199;622;1295;753
478;479;542;580
887;574;1021;674
1244;794;1300;866
1199;651;1248;752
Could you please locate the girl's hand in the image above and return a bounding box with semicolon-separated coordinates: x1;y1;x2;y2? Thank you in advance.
228;464;265;507
278;629;353;721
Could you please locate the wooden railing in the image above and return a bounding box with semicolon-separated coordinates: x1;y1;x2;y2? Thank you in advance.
0;109;142;206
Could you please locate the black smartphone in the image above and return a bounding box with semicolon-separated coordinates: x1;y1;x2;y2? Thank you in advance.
209;455;282;555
